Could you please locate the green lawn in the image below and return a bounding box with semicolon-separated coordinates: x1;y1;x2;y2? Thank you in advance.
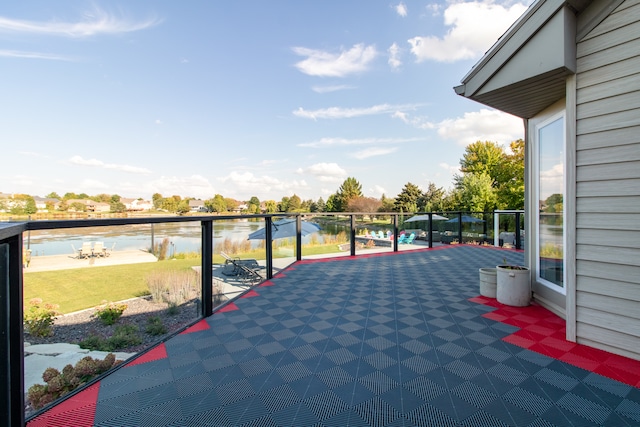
23;243;346;314
24;259;199;314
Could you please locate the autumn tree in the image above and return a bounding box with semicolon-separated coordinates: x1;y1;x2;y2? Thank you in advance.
348;196;382;213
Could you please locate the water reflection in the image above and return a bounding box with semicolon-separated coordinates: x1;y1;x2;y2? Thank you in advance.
24;220;268;256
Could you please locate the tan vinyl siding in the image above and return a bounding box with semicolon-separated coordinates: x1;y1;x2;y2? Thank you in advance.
574;0;640;359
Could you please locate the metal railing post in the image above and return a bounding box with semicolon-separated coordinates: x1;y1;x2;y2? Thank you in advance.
515;212;522;250
350;215;356;257
265;217;273;279
201;220;213;317
428;213;433;248
0;231;25;427
457;212;463;244
392;214;398;252
296;216;302;261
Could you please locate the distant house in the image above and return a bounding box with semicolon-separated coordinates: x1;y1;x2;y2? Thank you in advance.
66;199;111;213
33;196;60;212
188;199;208;212
455;0;639;360
232;204;248;213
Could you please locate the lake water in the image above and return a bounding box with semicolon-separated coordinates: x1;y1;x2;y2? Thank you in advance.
23;219;334;257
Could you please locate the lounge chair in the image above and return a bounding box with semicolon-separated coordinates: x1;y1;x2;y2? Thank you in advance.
78;242;93;259
397;233;407;244
221;252;263;284
93;242;106;257
377;231;386;239
401;233;416;244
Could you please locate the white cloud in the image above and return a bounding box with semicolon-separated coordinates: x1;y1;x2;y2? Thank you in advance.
292;43;378;77
408;1;528;62
0;49;74;61
388;43;402;70
293;103;420;120
299;136;420;148
148;175;216;200
439;162;461;176
155;119;163;125
351;147;398;160
218;171;308;199
369;185;386;198
540;163;563;198
296;163;346;183
311;84;355;94
391;111;435;130
395;3;408;17
69;155;152;174
437;108;523;146
0;7;161;38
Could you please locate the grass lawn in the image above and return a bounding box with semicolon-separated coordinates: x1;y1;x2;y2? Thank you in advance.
24;259;199;314
23;243;347;314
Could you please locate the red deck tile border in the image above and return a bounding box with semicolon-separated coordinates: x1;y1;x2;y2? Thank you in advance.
27;383;100;427
179;319;211;334
471;295;640;388
127;343;168;366
241;289;260;298
217;302;239;313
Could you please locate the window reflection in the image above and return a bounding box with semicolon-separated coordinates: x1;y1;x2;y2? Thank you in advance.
538;117;564;288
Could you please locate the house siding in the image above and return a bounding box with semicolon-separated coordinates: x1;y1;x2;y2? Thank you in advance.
574;0;640;359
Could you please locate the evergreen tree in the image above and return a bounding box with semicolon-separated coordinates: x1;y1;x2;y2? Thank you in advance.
394;183;423;213
336;177;362;211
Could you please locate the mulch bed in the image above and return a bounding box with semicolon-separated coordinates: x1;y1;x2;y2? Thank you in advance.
24;296;203;353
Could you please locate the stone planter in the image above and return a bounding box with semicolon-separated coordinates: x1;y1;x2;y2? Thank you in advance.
496;265;531;306
479;268;497;298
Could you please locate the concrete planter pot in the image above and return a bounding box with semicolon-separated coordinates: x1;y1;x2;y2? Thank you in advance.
496;265;531;306
479;268;497;298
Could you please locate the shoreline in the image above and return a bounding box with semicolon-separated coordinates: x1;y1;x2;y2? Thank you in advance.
23;250;159;273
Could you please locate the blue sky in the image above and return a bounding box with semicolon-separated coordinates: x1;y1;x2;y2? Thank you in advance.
1;1;532;202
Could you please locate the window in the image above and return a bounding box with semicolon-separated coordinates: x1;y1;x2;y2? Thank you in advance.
536;114;565;290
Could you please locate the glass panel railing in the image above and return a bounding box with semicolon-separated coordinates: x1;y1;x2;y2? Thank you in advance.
22;222;203;418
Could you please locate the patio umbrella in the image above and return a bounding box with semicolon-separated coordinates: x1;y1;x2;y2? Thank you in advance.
247;218;321;240
445;215;485;223
405;214;449;222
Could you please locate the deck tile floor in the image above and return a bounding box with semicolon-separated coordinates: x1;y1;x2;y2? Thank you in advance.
28;245;640;426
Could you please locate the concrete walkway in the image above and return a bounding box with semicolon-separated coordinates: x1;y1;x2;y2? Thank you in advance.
23;250;158;273
23;343;135;392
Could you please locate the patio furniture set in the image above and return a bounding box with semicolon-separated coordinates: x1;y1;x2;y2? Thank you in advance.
72;242;113;259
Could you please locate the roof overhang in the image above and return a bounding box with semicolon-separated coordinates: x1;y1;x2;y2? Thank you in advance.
454;0;594;119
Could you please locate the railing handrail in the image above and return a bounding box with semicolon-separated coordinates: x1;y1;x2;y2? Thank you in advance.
1;210;526;426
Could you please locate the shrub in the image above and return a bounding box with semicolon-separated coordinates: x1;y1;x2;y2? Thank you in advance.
79;324;142;351
27;353;118;410
166;302;180;316
24;298;59;337
93;301;127;325
145;316;167;335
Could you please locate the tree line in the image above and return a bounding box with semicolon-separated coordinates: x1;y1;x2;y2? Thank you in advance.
3;140;527;216
197;139;526;215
